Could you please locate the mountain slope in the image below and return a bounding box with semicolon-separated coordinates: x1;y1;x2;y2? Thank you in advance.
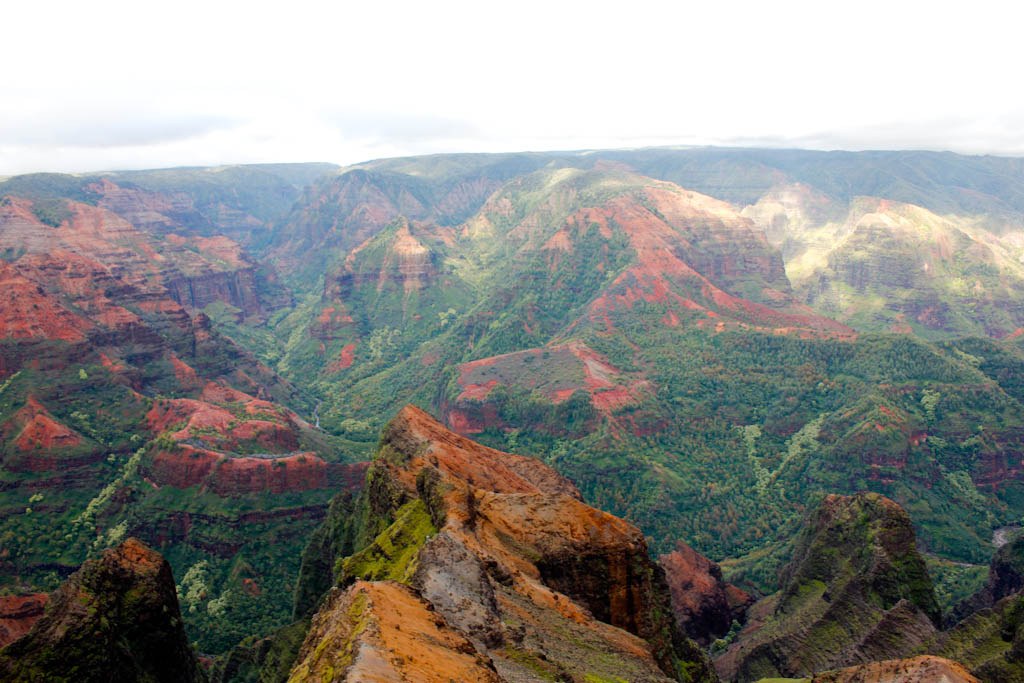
0;196;370;653
0;162;337;247
0;538;204;682
285;405;716;682
716;493;940;682
743;188;1024;338
257;160;1024;582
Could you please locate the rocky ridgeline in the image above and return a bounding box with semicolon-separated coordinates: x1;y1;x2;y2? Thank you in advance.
283;404;716;682
716;492;942;681
4;413;1022;682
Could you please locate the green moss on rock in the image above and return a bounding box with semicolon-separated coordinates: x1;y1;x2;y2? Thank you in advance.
0;538;204;683
336;499;436;586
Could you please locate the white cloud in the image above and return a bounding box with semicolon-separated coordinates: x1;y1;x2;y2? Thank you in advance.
2;0;1023;174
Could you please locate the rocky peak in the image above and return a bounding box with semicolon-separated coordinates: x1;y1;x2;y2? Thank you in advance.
379;403;582;499
0;538;204;682
288;580;501;683
781;492;940;625
716;493;941;681
290;405;716;682
660;540;754;646
326;216;444;304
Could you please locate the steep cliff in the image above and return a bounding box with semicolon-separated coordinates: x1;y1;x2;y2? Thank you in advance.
951;533;1024;624
660;540;754;645
0;195;281;320
286;405;716;682
0;538;204;682
716;493;941;682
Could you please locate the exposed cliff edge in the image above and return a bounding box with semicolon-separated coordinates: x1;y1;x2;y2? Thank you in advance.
950;532;1024;625
715;492;941;682
284;404;717;682
810;655;978;682
0;538;204;682
660;540;754;646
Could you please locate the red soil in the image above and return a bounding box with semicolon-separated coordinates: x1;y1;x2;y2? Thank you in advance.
201;382;257;403
170;354;200;388
387;404;581;498
0;262;93;342
148;447;338;496
456;379;499;402
327;343;356;373
0;593;48;647
12;398;83;459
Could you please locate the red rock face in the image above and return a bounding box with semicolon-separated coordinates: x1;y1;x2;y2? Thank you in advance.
13;399;83;455
145;383;308;453
0;262;93;342
146;447;368;497
141;382;364;497
0;593;48;648
206;453;329;496
332;405;715;682
564;191;852;338
90;178;199;234
0;196;270;320
381;404;582;498
0;198;293;410
87;177;269;245
660;540;753;645
0;398;98;472
329;218;441;300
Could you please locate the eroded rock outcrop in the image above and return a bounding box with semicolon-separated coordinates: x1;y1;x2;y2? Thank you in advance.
287;405;716;682
0;538;204;682
0;195;276;321
811;655;978;683
0;593;47;648
716;493;941;682
660;540;754;645
327;217;441;300
950;532;1024;625
289;580;501;683
0;397;100;472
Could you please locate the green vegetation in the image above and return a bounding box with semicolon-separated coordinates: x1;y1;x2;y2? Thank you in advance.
9;149;1024;678
927;557;988;614
336;499;436;585
30;197;73;227
189;159;1024;604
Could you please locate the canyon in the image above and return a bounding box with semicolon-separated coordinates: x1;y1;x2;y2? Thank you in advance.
3;149;1024;680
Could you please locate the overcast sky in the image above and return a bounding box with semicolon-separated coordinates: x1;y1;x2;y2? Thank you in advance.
2;0;1022;175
